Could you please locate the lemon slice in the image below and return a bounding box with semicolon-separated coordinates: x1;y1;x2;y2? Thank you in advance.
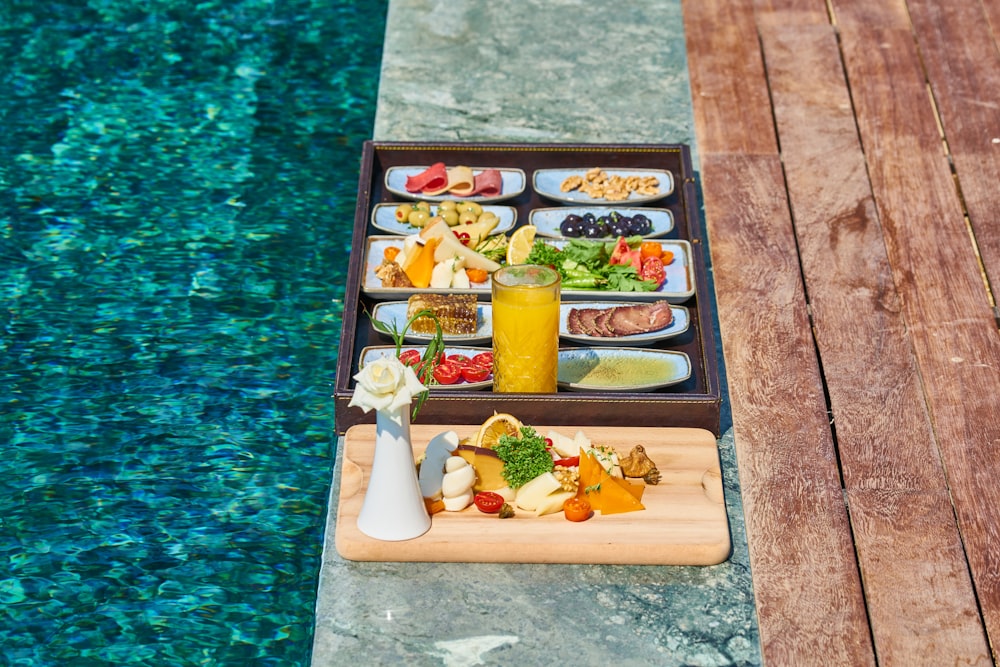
475;412;523;449
505;225;537;265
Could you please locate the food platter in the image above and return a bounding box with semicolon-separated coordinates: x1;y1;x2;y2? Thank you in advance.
335;423;730;565
371;203;517;236
559;302;689;346
385;166;527;203
529;206;674;239
362;236;696;303
370;301;493;344
359;345;494;390
558;347;692;392
335;142;722;436
533;168;675;205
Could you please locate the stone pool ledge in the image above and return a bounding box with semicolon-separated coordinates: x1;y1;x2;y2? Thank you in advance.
312;2;759;665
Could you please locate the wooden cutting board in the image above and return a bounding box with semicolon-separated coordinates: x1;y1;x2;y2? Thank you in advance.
335;424;730;565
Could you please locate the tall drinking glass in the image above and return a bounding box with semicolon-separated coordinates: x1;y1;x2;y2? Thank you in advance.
491;264;561;393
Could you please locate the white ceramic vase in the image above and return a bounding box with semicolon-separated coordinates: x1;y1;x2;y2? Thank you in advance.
356;403;431;541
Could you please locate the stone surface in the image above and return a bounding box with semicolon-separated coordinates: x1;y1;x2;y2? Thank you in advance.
312;1;758;665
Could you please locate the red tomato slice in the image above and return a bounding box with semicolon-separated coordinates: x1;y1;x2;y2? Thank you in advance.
474;491;505;514
461;365;491;383
398;349;422;367
432;360;462;385
639;256;666;288
471;352;494;369
447;354;472;369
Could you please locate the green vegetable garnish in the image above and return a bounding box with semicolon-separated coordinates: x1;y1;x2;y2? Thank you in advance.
493;425;555;489
524;237;657;292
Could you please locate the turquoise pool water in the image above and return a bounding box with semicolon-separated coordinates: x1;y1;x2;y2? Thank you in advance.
1;1;386;663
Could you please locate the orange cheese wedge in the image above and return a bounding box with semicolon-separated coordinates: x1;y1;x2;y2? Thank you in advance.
579;450;645;515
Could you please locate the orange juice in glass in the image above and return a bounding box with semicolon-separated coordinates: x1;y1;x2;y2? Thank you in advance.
491;264;561;393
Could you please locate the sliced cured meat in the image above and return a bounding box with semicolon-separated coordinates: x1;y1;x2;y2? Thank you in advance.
566;301;674;337
471;169;503;196
425;165;475;197
607;302;673;336
404;162;448;193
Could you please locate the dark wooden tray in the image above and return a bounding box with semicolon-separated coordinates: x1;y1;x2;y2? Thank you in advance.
334;142;721;435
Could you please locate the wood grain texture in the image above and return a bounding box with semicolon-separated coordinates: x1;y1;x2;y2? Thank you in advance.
840;23;1000;653
762;23;991;663
753;0;831;26
335;425;730;565
906;0;1000;293
700;153;875;665
682;0;778;155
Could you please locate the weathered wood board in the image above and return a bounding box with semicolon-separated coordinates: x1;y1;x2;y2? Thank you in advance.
335;424;730;565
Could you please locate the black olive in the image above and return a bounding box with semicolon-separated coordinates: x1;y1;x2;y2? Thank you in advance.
559;218;582;237
583;223;605;238
582;212;596;224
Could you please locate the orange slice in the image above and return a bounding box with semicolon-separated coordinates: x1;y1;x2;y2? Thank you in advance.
475;412;522;449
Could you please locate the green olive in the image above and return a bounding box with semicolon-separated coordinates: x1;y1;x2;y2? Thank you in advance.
437;200;458;211
394;203;414;222
457;202;483;216
408;209;431;227
414;201;432;213
442;209;460;225
458;210;478;225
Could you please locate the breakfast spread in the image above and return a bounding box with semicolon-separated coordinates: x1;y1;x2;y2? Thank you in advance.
415;413;658;522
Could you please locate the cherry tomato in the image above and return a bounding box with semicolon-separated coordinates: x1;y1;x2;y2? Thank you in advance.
432;360;463;385
398;349;422;367
640;241;662;260
461;364;491;383
563;496;592;522
553;456;580;467
474;491;505;514
639;256;666;288
447;354;472;369
472;352;494;369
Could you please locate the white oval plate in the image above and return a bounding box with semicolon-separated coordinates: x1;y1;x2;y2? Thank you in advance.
559;302;689;346
362;236;696;303
359;345;493;390
371;203;517;236
533;168;674;205
370;301;493;344
385;166;526;203
362;236;492;298
529;206;674;239
557;347;691;392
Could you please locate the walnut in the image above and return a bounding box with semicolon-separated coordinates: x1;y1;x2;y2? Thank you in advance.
619;444;658;479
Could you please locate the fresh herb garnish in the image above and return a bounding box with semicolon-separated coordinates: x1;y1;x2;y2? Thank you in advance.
367;308;445;420
524;237;657;292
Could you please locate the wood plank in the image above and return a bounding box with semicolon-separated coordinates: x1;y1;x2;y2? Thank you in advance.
753;0;831;26
335;425;730;565
839;23;1000;652
682;0;778;155
830;0;911;28
906;0;1000;297
761;23;991;663
699;153;875;665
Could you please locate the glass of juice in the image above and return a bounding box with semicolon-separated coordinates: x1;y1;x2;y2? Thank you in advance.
491;264;561;393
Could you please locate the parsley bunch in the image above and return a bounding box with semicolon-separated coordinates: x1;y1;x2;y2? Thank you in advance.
493;426;555;489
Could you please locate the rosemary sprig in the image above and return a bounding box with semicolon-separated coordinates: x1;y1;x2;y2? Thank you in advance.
367;307;445;420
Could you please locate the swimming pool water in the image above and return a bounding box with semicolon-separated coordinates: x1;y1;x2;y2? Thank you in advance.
0;1;386;663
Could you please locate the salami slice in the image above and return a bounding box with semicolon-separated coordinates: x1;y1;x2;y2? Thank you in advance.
404;162;448;193
471;169;503;196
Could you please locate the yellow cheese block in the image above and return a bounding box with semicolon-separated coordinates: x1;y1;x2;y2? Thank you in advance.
455;444;507;492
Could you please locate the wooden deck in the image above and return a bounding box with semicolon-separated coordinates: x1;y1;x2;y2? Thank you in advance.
683;0;1000;664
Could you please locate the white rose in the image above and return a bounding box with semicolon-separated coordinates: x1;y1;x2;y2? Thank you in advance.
348;354;427;414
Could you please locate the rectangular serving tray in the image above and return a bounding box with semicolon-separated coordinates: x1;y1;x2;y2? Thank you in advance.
334;142;721;435
335;424;731;565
